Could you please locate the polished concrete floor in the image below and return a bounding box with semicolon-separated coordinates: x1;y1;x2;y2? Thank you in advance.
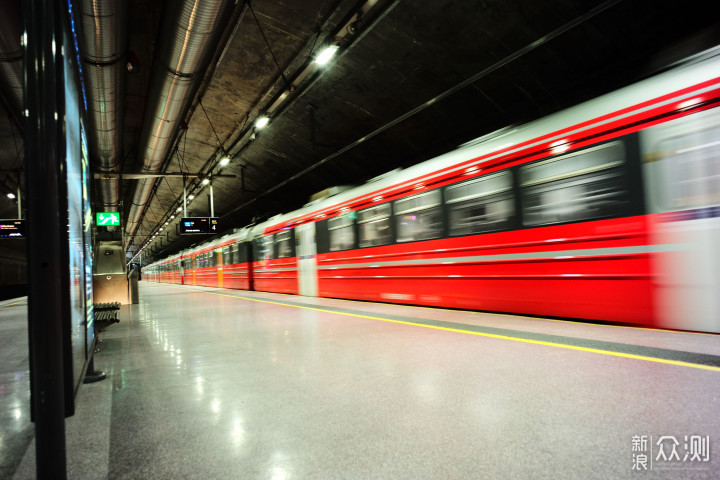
4;283;720;479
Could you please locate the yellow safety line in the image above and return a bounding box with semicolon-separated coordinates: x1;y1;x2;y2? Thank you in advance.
165;284;720;372
0;299;27;308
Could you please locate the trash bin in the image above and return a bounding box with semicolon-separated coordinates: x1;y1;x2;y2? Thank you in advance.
129;268;139;304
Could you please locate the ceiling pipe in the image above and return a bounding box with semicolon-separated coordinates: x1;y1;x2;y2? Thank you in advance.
80;0;129;212
0;1;24;124
125;0;235;242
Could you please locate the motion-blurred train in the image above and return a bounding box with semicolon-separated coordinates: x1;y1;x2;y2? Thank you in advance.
145;47;720;333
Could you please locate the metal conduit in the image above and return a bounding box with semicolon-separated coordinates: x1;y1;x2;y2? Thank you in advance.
125;0;234;241
80;0;129;211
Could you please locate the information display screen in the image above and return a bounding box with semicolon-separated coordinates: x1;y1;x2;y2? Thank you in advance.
0;219;24;237
180;217;209;234
179;217;219;235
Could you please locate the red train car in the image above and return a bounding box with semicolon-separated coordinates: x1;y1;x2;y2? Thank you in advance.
146;48;720;333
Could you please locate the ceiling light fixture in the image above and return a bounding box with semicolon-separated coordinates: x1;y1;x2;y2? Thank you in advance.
315;45;339;65
188;195;195;200
219;156;230;166
255;116;269;129
202;178;210;185
7;193;15;199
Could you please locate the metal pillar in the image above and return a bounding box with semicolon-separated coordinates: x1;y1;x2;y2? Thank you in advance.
183;178;188;217
209;179;214;218
24;0;69;477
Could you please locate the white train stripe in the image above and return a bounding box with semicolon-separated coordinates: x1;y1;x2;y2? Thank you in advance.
316;243;687;270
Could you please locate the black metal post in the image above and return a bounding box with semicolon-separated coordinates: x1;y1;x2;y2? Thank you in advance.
24;0;68;477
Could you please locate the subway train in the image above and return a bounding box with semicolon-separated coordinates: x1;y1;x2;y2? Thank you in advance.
144;47;720;333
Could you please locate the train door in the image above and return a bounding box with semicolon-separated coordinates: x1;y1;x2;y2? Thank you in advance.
192;255;197;286
641;106;720;333
296;223;318;297
245;241;254;291
217;249;223;288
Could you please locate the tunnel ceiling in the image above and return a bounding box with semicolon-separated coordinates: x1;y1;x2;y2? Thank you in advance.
0;0;718;264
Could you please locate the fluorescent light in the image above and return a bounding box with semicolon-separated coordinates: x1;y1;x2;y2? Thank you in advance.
7;193;15;199
315;45;339;65
255;116;269;129
188;195;195;200
176;207;182;212
202;178;210;185
219;156;230;166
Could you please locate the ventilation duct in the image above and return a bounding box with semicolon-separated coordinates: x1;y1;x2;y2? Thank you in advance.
125;0;234;241
80;0;128;211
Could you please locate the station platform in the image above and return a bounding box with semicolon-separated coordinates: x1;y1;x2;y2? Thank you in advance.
3;283;720;479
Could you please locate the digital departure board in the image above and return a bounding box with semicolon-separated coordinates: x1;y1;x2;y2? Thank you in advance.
179;217;220;235
0;219;25;238
180;217;208;234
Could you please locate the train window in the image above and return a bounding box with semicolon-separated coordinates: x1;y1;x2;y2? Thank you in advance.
255;235;274;261
394;190;443;242
328;212;356;251
230;244;239;264
447;171;515;236
358;203;393;248
657;127;720;210
222;247;231;265
276;230;294;259
520;141;630;226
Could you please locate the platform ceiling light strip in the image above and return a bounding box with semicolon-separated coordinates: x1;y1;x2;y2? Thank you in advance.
254;116;269;129
170;286;720;373
314;45;339;65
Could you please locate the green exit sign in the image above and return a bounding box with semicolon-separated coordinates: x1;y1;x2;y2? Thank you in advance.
96;212;120;226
